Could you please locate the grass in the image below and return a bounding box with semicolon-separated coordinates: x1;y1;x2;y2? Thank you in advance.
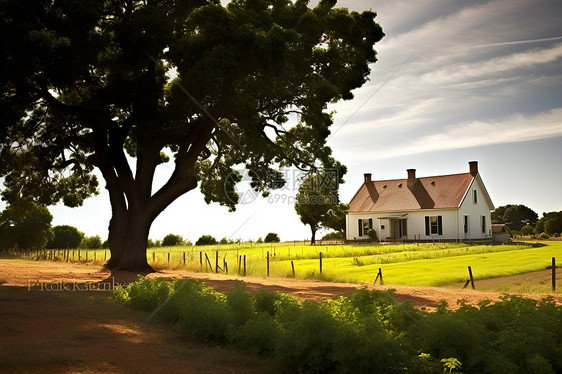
9;241;562;290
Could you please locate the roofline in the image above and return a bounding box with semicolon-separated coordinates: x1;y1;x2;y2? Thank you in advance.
347;207;460;215
360;171;471;185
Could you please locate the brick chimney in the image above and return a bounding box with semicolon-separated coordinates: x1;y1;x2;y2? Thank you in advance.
407;169;416;180
364;173;372;183
469;161;478;176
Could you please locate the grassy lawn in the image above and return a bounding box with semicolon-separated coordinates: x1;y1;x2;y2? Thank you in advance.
19;241;562;289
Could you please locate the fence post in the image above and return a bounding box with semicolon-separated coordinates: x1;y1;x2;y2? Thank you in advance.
291;260;295;277
167;252;170;267
85;251;88;262
215;251;219;273
468;266;475;289
200;251;203;269
204;253;213;271
78;250;81;262
319;252;323;274
183;252;186;266
105;250;107;261
243;255;246;276
552;257;556;291
267;251;270;277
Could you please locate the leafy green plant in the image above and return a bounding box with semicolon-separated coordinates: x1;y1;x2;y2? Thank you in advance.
441;357;462;373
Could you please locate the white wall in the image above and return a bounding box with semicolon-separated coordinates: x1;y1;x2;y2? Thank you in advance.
457;176;493;240
347;209;460;241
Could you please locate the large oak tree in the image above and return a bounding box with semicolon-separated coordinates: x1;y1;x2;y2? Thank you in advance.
0;0;383;271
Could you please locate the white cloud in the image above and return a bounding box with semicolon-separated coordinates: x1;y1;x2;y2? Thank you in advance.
422;43;562;84
357;108;562;160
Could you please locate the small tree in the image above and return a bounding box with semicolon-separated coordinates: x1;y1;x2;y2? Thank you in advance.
520;225;534;236
80;235;102;249
47;225;84;249
0;201;53;250
162;234;184;247
294;160;347;245
264;233;280;243
219;237;229;245
196;235;218;246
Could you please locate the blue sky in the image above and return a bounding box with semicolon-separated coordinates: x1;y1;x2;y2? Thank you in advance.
34;0;562;241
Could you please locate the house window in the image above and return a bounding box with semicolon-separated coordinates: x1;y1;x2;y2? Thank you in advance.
358;218;373;236
473;190;478;204
481;215;486;234
425;216;443;236
464;215;469;234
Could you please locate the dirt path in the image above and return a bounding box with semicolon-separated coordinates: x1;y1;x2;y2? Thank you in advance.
1;258;561;373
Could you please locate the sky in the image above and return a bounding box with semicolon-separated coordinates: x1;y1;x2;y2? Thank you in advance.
21;0;562;242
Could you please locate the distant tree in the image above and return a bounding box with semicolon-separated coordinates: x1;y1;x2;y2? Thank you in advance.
322;203;349;233
520;225;534;236
264;233;280;243
294;160;346;244
162;234;184;247
196;235;217;246
536;211;562;236
102;240;109;248
0;201;52;250
146;239;157;248
80;235;102;249
219;237;229;245
47;225;84;249
256;237;263;243
492;204;538;231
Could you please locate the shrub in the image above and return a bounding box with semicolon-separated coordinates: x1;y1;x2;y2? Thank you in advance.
115;279;562;374
554;233;560;238
196;235;217;246
539;232;550;240
367;229;378;241
264;232;280;243
322;231;345;240
162;233;183;246
219;237;228;245
256;237;263;243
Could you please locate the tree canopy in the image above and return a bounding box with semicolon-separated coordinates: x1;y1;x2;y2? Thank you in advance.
0;201;53;250
0;0;383;270
47;225;84;249
491;204;538;231
294;159;346;244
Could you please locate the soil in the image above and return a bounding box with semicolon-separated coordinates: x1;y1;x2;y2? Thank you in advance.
1;258;561;373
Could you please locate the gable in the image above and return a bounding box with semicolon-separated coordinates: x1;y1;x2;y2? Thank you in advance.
459;174;495;211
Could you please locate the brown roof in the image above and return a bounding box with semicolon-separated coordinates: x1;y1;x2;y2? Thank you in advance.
349;173;475;213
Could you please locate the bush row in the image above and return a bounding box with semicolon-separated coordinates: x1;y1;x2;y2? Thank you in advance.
114;278;562;374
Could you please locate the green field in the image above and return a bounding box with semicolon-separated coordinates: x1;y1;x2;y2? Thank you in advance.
21;241;562;289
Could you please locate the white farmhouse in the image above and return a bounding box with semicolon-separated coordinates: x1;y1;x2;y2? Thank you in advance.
346;161;494;242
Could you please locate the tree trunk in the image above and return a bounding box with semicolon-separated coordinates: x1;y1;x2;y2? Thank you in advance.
105;210;153;272
310;227;317;245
